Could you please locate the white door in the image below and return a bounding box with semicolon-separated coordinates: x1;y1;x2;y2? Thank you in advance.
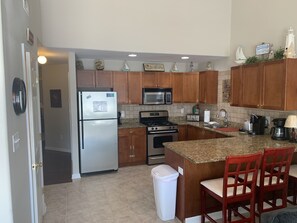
22;43;45;223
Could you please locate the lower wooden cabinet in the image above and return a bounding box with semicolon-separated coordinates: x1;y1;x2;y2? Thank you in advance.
178;125;187;141
118;127;146;167
184;125;228;141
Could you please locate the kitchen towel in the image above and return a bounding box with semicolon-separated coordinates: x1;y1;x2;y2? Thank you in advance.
204;110;210;123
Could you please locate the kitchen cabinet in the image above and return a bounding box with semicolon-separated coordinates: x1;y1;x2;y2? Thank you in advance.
183;72;199;103
186;125;227;140
128;72;142;104
95;71;113;88
231;59;297;110
230;66;241;106
178;125;187;141
76;70;113;88
118;127;146;167
241;64;261;108
171;72;184;103
113;71;128;104
199;71;218;104
76;70;96;88
142;72;171;88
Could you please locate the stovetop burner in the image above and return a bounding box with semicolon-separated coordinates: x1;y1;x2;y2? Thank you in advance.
139;110;178;132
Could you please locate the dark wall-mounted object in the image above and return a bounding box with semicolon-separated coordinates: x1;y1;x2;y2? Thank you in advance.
12;77;27;115
50;89;62;108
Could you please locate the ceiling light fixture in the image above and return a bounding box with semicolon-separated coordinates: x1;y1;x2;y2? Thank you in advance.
181;56;189;60
37;56;47;64
128;54;137;57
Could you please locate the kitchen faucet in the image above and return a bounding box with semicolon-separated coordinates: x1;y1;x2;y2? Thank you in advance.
218;108;228;127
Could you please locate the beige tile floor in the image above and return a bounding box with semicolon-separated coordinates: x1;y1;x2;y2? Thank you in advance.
43;165;181;223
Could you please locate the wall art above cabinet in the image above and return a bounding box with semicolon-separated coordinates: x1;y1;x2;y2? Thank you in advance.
230;59;297;110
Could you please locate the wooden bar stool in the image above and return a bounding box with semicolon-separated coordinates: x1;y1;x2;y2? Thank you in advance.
256;147;294;215
288;164;297;205
200;152;262;223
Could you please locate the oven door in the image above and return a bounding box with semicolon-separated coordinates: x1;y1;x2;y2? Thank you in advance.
147;130;178;156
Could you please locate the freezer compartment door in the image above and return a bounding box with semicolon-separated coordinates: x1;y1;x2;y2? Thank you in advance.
80;119;118;173
80;91;117;120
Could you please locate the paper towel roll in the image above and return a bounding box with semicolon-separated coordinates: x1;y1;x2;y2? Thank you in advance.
204;110;210;123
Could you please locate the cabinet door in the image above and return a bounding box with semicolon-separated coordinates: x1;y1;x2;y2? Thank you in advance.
186;125;198;140
230;66;241;106
262;61;285;110
171;72;184;103
76;70;96;88
118;129;131;167
131;128;146;164
241;64;261;108
199;72;206;103
95;71;113;88
183;72;199;103
178;125;187;141
128;72;142;104
157;72;171;88
205;71;218;104
142;72;157;88
113;71;128;104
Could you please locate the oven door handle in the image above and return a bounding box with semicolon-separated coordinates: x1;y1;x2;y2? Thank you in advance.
149;130;178;134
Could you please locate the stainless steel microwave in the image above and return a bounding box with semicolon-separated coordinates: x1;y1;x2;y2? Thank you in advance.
142;88;172;105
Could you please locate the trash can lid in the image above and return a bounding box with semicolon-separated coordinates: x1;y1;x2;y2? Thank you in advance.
151;164;179;181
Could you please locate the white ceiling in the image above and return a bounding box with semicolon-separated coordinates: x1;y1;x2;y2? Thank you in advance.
38;47;227;65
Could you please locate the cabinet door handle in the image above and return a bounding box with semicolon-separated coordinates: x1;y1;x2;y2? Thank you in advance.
131;145;135;157
129;145;133;158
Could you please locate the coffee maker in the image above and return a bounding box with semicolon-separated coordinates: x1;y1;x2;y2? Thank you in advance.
270;118;289;140
250;114;266;135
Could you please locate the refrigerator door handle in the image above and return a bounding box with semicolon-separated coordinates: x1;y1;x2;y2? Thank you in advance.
78;91;83;120
79;121;84;149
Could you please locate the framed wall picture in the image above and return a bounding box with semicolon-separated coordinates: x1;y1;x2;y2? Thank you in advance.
50;89;62;108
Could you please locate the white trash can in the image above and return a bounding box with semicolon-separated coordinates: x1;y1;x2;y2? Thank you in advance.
151;164;179;221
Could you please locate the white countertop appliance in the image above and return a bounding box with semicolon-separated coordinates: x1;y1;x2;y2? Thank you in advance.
78;91;118;174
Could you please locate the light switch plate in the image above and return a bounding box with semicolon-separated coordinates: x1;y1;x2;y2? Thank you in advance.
12;132;20;153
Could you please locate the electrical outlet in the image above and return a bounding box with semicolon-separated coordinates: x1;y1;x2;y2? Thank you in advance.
178;166;184;175
181;108;184;114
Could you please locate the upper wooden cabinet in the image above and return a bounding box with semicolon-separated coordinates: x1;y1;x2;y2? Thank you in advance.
76;70;96;88
95;71;113;88
183;72;199;103
171;72;184;103
76;70;113;88
231;59;297;110
113;71;128;104
199;71;218;104
142;72;171;88
128;72;142;104
241;64;261;108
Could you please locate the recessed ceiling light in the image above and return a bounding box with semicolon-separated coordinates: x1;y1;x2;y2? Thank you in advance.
128;54;137;57
181;56;189;60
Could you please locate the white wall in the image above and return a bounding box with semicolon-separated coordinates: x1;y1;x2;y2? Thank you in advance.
230;0;297;66
40;0;231;57
0;0;42;222
42;64;71;153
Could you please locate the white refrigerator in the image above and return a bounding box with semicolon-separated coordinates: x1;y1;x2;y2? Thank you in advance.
78;91;118;174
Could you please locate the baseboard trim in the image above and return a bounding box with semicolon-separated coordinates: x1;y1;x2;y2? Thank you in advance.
72;173;81;180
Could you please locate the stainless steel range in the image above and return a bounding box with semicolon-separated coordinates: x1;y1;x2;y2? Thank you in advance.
139;110;178;165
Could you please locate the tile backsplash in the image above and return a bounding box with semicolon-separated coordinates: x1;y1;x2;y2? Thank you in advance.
118;103;195;119
119;70;297;129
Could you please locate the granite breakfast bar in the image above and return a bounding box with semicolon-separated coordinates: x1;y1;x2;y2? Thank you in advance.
164;128;297;222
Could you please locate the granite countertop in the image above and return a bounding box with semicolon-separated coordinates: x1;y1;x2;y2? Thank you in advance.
164;132;296;164
118;119;146;129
